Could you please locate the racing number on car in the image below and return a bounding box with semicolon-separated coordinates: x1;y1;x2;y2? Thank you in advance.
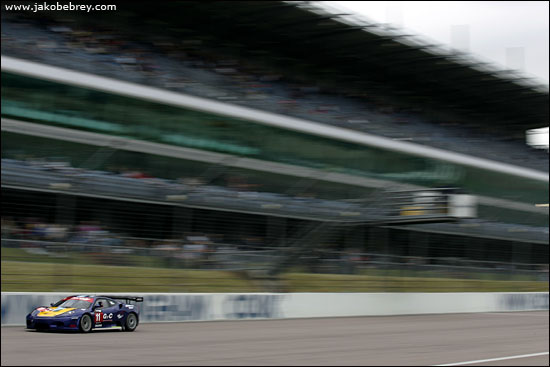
95;312;103;323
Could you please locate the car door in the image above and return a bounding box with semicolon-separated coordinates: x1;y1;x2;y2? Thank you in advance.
92;298;116;328
101;299;118;327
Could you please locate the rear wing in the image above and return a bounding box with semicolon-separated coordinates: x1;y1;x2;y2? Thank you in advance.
99;295;144;303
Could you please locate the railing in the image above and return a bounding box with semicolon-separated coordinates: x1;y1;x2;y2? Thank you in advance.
1;158;374;222
2;158;469;224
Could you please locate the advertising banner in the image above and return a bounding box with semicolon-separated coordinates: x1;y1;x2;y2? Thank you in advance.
2;292;547;326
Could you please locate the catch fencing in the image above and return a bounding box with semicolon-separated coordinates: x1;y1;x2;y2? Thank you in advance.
2;238;548;284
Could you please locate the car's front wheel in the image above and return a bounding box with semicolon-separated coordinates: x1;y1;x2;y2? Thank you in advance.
79;314;92;333
124;313;138;332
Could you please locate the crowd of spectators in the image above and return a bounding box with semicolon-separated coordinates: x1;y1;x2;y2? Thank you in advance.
1;215;241;269
2;215;547;280
2;12;547;172
2;217;121;247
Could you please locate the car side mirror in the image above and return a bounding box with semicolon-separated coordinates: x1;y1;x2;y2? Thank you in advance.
92;305;99;310
119;304;123;309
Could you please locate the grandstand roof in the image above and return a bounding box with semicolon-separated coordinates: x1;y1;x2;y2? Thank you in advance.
17;0;550;135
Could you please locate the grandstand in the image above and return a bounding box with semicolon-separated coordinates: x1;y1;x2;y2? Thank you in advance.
1;1;548;283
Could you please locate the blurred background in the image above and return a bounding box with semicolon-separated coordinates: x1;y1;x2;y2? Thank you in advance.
1;1;548;293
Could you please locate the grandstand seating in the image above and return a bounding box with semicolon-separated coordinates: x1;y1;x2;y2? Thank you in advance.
1;12;547;172
2;158;547;244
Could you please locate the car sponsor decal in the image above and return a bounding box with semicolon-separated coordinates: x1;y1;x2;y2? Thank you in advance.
95;312;114;323
37;307;76;317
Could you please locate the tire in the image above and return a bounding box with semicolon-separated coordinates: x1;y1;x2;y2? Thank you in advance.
79;314;92;333
124;313;138;332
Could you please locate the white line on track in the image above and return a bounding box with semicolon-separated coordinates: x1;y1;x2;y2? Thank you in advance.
485;312;549;316
433;352;549;366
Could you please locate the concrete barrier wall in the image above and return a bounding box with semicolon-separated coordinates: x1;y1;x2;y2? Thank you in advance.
2;292;548;326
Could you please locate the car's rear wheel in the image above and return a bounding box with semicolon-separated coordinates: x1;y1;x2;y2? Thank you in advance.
79;314;92;333
124;313;138;332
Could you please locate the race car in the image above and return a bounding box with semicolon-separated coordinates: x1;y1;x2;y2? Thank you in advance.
26;295;143;332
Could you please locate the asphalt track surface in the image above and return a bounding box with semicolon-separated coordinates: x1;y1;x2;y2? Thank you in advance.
1;312;548;366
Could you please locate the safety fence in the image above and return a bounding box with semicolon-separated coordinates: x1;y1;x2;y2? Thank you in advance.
2;238;548;283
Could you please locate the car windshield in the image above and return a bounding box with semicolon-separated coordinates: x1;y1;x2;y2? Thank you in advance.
55;299;92;309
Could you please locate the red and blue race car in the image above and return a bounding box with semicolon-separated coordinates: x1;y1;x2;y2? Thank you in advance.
26;295;143;332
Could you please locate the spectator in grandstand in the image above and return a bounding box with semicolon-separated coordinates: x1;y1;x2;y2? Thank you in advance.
96;230;124;248
76;220;102;234
1;217;23;247
179;176;206;188
182;234;212;269
27;220;48;241
120;169;155;179
43;223;69;242
68;220;107;250
154;239;181;268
